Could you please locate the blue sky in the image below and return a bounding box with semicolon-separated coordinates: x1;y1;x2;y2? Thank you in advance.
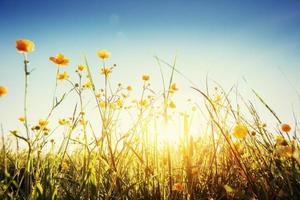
1;0;300;134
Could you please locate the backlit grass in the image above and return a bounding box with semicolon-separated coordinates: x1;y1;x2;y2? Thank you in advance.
0;39;300;199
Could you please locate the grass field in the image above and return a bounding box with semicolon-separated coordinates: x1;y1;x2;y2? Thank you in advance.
0;39;300;200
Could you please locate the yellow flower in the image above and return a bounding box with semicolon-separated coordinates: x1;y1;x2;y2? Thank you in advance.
233;124;247;139
77;64;86;72
127;85;132;91
172;183;184;192
116;99;123;108
57;71;69;80
80;119;87;126
97;49;110;60
281;123;291;133
16;39;35;53
169;101;176;109
139;99;148;107
18;116;26;123
101;67;112;77
170;83;178;92
233;141;243;153
49;53;70;66
0;86;8;97
58;118;68;126
99;101;106;108
224;184;234;193
38;119;48;128
109;102;117;109
214;95;222;104
83;80;93;89
142;74;150;81
95;92;103;98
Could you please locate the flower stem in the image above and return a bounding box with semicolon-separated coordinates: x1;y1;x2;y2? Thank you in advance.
23;53;30;139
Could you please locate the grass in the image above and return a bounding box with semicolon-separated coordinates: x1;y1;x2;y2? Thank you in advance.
1;40;300;199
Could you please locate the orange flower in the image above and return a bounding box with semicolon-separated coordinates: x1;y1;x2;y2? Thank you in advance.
16;39;35;53
172;183;184;192
281;123;291;133
49;53;70;66
233;124;248;139
0;86;8;97
97;50;110;60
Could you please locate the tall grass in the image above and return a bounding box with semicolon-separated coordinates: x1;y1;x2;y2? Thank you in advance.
0;40;300;199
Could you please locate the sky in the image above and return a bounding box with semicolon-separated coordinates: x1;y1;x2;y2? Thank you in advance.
0;0;300;141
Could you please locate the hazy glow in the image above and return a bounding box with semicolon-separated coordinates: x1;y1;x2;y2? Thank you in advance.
0;0;300;143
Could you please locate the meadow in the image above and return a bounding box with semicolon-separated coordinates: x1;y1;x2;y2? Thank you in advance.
0;39;300;200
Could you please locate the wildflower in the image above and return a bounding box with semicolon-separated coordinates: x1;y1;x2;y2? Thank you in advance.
142;74;150;81
139;99;148;107
77;64;86;72
169;101;176;109
32;125;40;131
214;95;222;104
57;71;69;80
99;101;106;108
58;118;68;126
38;119;48;128
100;67;112;77
276;136;288;146
172;183;184;192
277;146;293;157
233;124;247;139
116;99;123;108
97;49;110;60
16;39;35;53
49;53;70;66
233;141;243;153
224;184;234;193
18;116;26;123
83;80;93;89
170;83;178;93
109;102;117;109
43;127;51;134
0;86;8;97
127;85;132;91
280;123;291;133
80;119;87;126
95;92;103;98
